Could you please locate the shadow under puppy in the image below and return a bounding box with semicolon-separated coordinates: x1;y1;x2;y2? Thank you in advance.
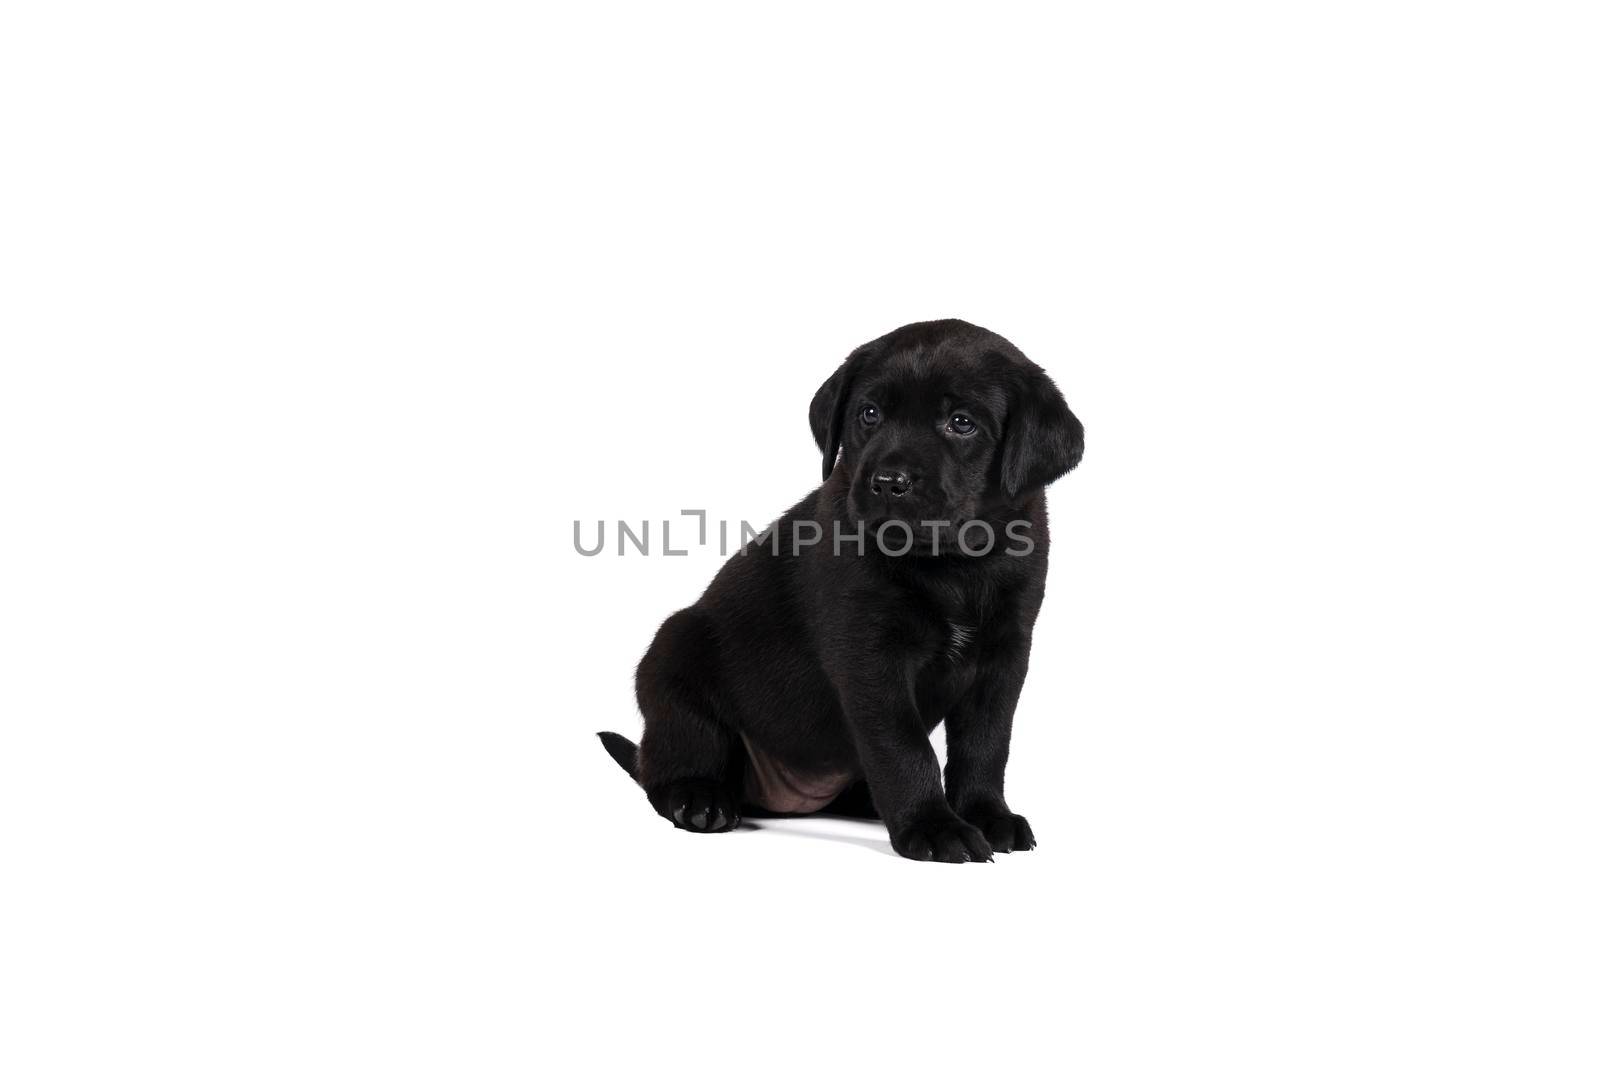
599;319;1084;862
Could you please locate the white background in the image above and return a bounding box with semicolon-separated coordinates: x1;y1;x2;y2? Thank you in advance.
2;2;1596;1064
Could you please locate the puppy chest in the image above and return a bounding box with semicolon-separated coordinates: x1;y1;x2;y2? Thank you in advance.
944;621;977;662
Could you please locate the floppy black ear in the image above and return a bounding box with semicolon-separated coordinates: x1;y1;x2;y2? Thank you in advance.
809;351;862;480
1001;369;1084;499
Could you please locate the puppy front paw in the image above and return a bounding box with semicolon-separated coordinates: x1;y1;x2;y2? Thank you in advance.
963;810;1036;853
890;813;994;863
650;778;741;833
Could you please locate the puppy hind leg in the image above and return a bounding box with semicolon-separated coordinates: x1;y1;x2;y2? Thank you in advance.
638;687;742;833
635;610;742;833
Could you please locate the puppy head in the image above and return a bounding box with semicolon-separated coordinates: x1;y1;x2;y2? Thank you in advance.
810;320;1083;539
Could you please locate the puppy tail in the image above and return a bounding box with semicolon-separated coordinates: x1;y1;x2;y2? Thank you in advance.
597;731;641;783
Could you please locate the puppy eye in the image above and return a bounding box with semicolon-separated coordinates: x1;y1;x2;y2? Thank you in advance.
948;413;976;435
859;405;881;427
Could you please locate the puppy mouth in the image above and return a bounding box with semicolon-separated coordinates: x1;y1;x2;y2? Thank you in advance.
844;477;984;550
860;514;965;534
849;510;981;548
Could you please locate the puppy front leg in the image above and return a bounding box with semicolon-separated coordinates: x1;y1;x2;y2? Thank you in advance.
839;679;993;863
945;640;1037;853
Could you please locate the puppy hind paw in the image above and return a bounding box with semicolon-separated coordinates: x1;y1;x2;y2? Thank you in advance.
651;779;741;833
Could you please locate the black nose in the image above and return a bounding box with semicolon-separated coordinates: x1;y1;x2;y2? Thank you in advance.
871;470;915;497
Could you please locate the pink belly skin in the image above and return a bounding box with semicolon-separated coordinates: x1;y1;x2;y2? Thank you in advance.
741;735;854;814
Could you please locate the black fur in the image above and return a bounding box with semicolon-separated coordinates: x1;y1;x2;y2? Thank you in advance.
597;731;638;778
600;320;1083;861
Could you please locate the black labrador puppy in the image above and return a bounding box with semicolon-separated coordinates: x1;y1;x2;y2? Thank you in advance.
599;319;1084;862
